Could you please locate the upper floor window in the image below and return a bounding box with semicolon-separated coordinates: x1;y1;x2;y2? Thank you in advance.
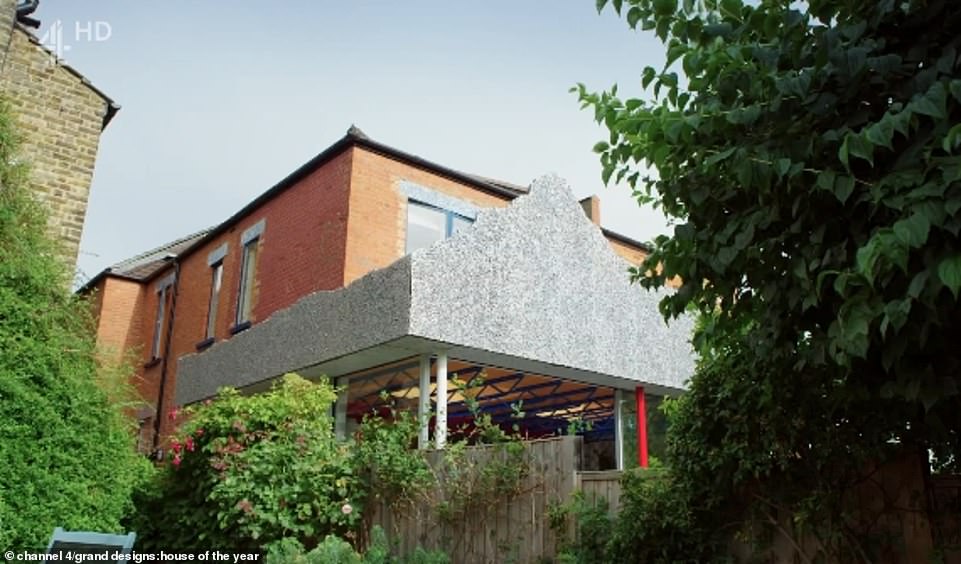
405;200;473;254
206;261;224;339
151;286;167;360
204;243;229;341
235;219;265;329
236;238;258;326
151;274;175;360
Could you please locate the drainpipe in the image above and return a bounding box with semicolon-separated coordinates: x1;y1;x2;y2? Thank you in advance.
152;258;181;455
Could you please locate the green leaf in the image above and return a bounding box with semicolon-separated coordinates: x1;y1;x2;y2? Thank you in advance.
950;79;961;103
593;141;610;153
882;299;911;333
834;175;855;204
666;41;687;69
642;66;657;89
627;7;643;29
654;0;678;16
893;213;930;248
675;222;695;241
907;271;929;299
937;254;961;298
942;123;961;153
816;169;836;191
705;147;735;166
846;133;874;166
865;117;895;150
911;82;947;119
856;240;879;283
838;135;850;169
596;0;609;13
775;158;791;178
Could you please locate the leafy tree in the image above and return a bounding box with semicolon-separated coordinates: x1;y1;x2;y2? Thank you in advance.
576;0;961;558
0;100;147;549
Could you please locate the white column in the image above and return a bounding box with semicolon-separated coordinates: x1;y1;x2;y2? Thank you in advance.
435;353;448;449
614;389;624;471
334;377;348;441
418;354;431;449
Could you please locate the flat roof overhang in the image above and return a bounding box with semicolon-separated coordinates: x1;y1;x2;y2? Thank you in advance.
175;174;695;406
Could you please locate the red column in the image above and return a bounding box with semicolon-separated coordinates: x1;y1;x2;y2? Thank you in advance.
635;386;648;468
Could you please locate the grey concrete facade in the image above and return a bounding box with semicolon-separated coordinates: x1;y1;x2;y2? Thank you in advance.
176;259;413;404
408;174;694;390
176;174;696;405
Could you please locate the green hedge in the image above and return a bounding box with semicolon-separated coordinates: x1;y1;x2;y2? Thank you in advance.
0;99;147;549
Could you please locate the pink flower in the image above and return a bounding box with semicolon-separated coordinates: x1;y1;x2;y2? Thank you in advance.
341;503;353;516
172;454;182;468
167;407;179;421
236;499;254;514
185;437;195;452
194;428;205;437
171;441;182;454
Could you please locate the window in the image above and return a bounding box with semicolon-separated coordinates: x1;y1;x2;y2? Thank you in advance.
151;286;167;359
236;237;259;325
150;274;175;360
205;261;223;339
405;200;474;254
233;219;264;332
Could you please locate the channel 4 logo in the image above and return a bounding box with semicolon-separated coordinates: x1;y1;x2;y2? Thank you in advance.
38;19;112;64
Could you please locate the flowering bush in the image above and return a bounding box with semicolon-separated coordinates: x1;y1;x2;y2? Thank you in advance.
130;374;363;550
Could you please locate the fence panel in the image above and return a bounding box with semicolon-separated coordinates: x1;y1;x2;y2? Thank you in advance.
370;435;595;564
573;470;624;515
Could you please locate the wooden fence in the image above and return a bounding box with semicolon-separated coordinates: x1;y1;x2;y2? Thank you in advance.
573;470;624;516
369;435;624;564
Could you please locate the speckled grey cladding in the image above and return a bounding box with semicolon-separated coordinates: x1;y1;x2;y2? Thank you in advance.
408;174;696;390
175;258;413;405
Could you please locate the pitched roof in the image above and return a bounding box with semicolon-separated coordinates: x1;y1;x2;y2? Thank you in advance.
110;228;211;279
80;126;650;293
78;228;210;293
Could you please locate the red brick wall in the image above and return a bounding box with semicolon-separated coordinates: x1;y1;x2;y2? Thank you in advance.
92;277;146;366
146;149;352;440
344;147;511;284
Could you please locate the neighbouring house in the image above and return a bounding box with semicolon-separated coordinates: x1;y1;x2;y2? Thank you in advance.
81;126;695;470
0;0;119;268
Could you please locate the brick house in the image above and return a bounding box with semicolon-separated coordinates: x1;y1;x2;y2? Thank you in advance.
0;0;119;268
82;126;695;470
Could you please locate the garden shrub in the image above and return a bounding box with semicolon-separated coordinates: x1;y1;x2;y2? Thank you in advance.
263;526;449;564
0;99;147;550
549;491;614;564
130;375;363;550
606;467;726;564
353;399;433;538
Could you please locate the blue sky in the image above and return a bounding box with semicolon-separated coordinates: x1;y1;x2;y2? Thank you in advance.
37;1;669;282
